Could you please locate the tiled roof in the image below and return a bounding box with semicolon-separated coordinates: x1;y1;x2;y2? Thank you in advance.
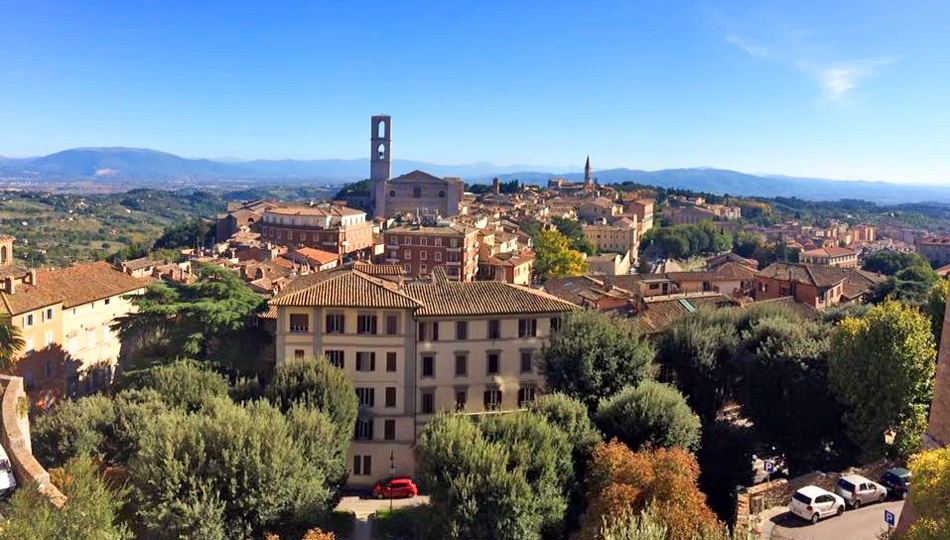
384;223;477;236
1;262;153;315
289;247;339;266
121;257;157;271
757;262;849;289
271;269;422;309
802;246;856;257
632;293;736;335
711;261;758;281
265;204;364;217
352;262;404;276
406;274;577;317
391;170;463;185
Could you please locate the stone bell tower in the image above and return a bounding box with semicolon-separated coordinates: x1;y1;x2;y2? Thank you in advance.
369;115;392;218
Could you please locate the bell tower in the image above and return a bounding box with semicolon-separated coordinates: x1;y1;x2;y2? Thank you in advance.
0;236;13;267
371;115;392;183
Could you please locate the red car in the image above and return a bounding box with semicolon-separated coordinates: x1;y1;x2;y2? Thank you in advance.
371;476;419;499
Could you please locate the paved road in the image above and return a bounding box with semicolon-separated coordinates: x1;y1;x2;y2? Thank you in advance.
768;500;903;540
337;494;430;519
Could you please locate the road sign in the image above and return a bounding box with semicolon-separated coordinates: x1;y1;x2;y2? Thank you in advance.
885;509;896;527
764;460;775;475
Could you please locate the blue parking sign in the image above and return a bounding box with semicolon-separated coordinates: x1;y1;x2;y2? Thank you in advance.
764;460;774;475
885;510;896;527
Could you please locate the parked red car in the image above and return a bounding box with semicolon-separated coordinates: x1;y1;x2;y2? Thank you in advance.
371;476;419;499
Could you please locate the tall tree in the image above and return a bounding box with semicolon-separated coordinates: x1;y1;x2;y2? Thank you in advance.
0;313;25;372
829;301;936;460
113;263;267;372
533;228;587;281
596;381;701;452
541;310;654;410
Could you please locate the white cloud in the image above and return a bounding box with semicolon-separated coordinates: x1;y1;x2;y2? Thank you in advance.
725;34;770;59
814;57;899;102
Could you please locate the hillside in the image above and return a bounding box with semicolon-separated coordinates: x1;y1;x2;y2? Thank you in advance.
1;147;948;204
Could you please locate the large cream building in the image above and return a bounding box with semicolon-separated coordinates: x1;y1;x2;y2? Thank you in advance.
270;266;575;486
1;242;152;406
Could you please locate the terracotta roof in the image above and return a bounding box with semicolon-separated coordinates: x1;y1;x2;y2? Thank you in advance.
265;204;364;217
384;224;477;236
271;269;422;309
543;275;634;306
757;262;849;289
287;247;339;266
121;257;157;271
802;246;857;257
406;272;576;317
631;293;737;335
1;262;153;315
710;261;758;281
0;264;30;281
352;262;404;276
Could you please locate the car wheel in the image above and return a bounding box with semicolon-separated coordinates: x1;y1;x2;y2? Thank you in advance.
836;505;844;516
811;513;820;524
853;499;861;509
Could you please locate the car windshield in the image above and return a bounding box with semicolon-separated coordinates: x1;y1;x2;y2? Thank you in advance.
793;492;812;504
837;479;856;491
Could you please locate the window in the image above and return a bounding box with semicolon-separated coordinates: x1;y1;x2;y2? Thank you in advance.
67;337;77;355
450;238;458;248
420;250;427;261
289;313;309;333
420;264;427;274
518;386;537;407
385;314;399;335
356;387;375;407
518;318;537;338
24;314;34;327
87;330;96;348
455;354;467;377
488;319;501;340
355;419;374;440
758;281;767;293
44;330;53;347
520;351;533;373
421;355;435;378
325;313;345;334
384;419;396;441
104;298;110;305
357;314;378;335
418;321;439;342
386;351;397;372
385;387;397;407
435;237;443;247
550;317;562;333
487;353;499;375
435;251;443;261
420;237;428;246
44;360;53;379
403;236;411;246
294;349;305;360
455;388;468;411
43;308;54;321
326;350;344;368
356;352;376;371
404;264;411;274
353;456;373;476
484;389;502;411
404;250;411;260
421;391;435;414
25;369;34;389
413;187;422;199
456;321;468;340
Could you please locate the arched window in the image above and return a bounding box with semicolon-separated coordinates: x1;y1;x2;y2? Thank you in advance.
377;120;387;139
0;245;6;264
377;143;387;160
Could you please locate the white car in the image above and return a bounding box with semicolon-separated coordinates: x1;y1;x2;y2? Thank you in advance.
789;485;845;524
0;444;17;497
835;474;888;509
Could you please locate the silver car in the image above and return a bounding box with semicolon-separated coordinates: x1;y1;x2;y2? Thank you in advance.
835;474;887;509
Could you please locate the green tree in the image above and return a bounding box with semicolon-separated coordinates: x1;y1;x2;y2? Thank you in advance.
529;393;601;457
863;251;932;276
128;398;341;540
122;359;230;412
533;228;587;281
265;357;357;442
416;413;549;540
596;381;701;452
152;219;215;251
552;217;596;256
114;263;267;371
0;313;25;372
0;457;131;540
922;278;949;347
541;310;654;410
829;301;936;460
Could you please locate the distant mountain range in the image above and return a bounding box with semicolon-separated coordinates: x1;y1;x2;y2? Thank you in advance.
1;147;948;204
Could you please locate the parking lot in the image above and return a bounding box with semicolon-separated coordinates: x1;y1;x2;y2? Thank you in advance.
766;500;904;540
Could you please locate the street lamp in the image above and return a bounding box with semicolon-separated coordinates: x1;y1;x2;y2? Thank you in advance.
389;450;395;511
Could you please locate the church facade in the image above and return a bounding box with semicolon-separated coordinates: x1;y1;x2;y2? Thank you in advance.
367;115;464;220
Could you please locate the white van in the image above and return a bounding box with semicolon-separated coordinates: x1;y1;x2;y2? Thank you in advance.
0;444;17;497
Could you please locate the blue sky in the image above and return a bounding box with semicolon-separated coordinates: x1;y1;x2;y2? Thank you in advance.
1;1;948;184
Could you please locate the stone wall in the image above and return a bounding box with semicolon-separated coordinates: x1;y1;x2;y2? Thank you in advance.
0;375;65;507
927;289;950;446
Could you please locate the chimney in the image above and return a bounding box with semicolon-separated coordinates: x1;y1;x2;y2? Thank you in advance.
29;269;36;285
604;274;615;289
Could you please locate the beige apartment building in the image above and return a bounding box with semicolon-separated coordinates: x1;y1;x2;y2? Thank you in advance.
270;266;575;486
799;246;858;268
1;244;152;406
582;217;639;255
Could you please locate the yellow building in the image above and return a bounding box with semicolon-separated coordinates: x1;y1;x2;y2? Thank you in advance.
1;251;152;406
270;266;575;486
